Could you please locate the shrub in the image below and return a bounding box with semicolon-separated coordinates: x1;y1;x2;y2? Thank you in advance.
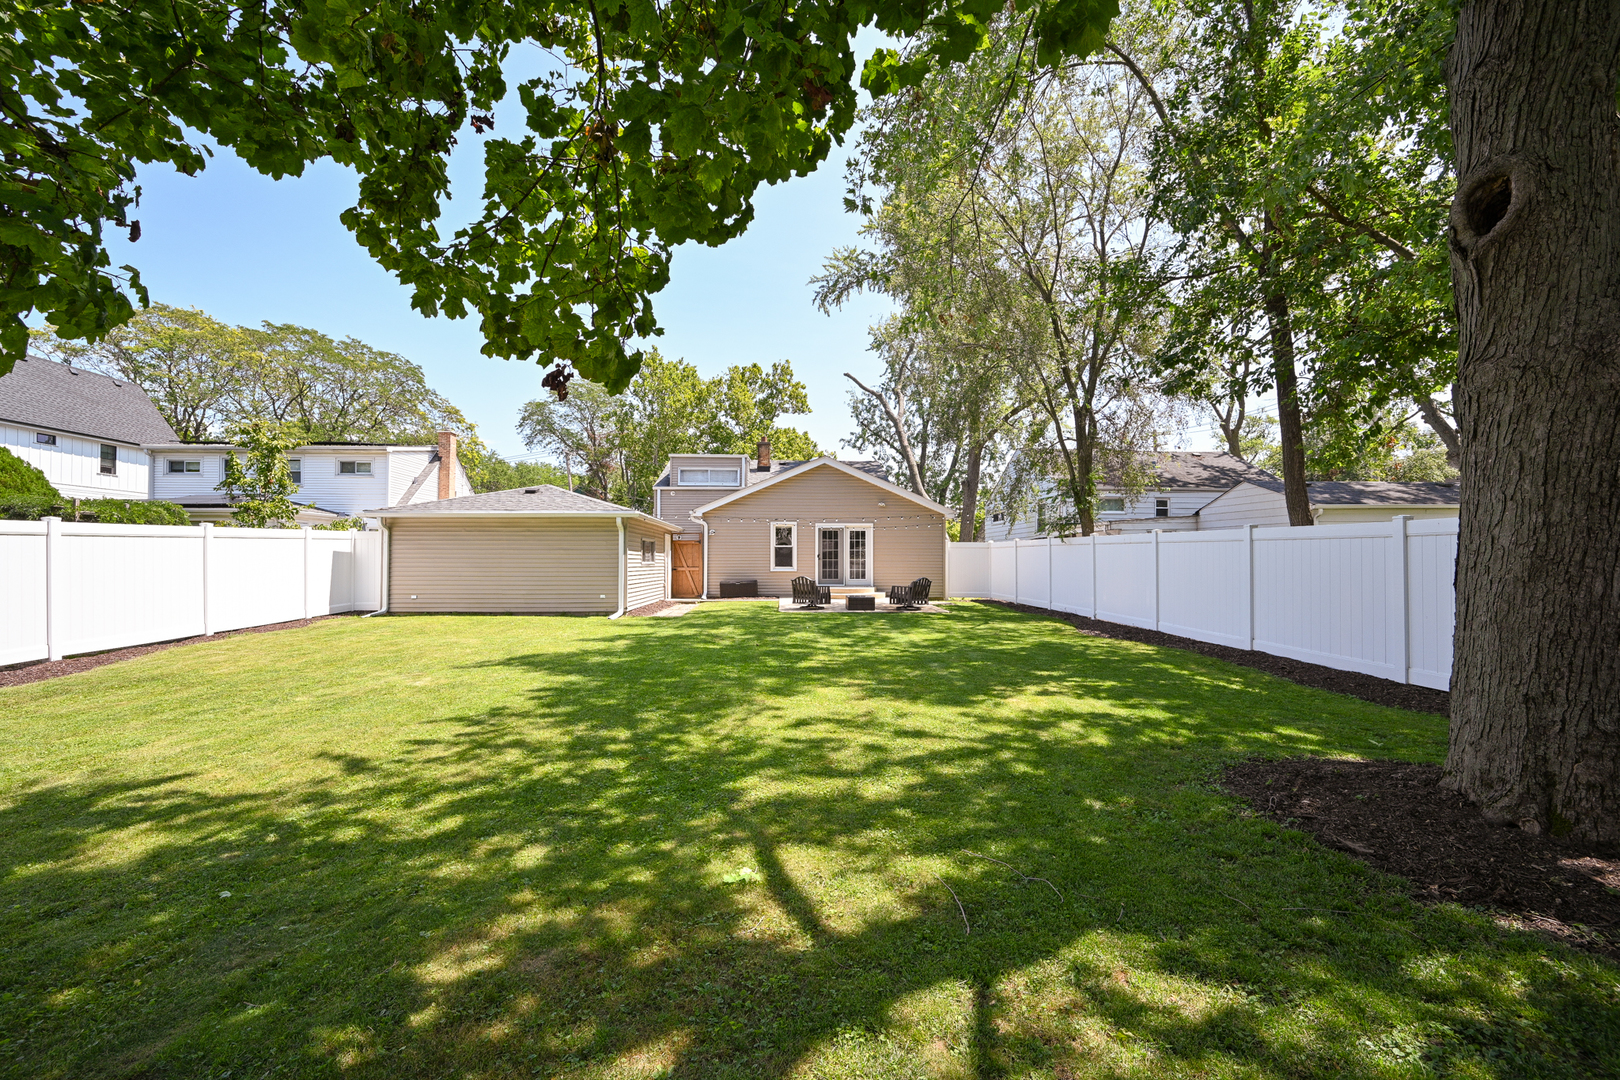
0;447;63;500
79;500;191;526
0;493;67;520
315;516;367;531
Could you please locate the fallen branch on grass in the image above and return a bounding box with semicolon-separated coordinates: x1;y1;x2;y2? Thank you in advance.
961;850;1068;900
937;875;971;935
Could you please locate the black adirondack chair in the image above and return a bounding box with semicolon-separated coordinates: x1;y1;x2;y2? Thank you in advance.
791;576;829;609
886;583;911;608
901;577;932;610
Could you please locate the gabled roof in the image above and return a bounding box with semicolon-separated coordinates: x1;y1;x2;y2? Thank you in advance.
365;484;682;530
1115;451;1277;491
690;456;949;516
0;356;178;445
653;456;890;488
1241;478;1461;507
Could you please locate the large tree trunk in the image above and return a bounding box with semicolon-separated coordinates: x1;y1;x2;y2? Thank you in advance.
1443;0;1620;847
1263;293;1313;526
959;437;984;542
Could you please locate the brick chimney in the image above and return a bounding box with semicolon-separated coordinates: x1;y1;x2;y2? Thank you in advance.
437;430;459;499
756;435;771;471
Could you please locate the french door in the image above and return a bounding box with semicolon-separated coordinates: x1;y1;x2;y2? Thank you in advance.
816;525;872;586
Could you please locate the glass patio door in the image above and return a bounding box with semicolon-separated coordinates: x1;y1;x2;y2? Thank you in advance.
818;528;842;583
845;528;871;586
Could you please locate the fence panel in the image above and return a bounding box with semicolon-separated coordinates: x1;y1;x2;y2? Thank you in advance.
946;516;1457;688
1253;523;1400;680
1157;531;1249;648
54;524;206;657
947;542;991;598
210;529;308;632
989;542;1017;601
1050;538;1092;615
1406;520;1457;690
0;522;48;665
1094;535;1156;629
1015;540;1050;607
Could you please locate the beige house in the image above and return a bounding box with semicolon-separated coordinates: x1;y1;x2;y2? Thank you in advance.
369;486;681;615
655;444;950;599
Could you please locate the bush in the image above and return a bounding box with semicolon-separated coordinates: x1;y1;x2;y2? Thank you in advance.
314;516;368;531
79;499;191;526
0;493;66;520
0;447;63;500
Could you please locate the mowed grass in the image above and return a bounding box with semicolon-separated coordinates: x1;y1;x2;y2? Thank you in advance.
0;603;1615;1080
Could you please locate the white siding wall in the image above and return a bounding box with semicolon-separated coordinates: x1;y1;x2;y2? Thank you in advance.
0;520;382;664
988;487;1223;540
1195;483;1291;529
151;451;229;503
290;451;390;514
949;516;1457;689
388;450;436;505
2;423;149;500
1315;505;1459;524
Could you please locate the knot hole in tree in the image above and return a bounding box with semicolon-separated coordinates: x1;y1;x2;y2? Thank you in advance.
1465;173;1513;237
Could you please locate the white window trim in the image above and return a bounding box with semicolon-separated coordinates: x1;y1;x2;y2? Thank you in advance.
35;432;56;445
1099;497;1126;513
811;522;874;586
337;459;375;476
769;520;797;571
676;467;741;487
167;459;203;474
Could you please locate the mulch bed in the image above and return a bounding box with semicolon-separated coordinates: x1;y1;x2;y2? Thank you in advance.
986;600;1449;715
1222;757;1620;958
624;599;682;617
0;613;358;689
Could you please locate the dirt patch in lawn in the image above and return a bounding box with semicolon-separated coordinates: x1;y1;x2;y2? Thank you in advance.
0;614;359;689
1222;757;1620;958
987;600;1449;715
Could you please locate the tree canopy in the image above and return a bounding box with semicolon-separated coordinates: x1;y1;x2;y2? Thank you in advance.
2;0;1117;390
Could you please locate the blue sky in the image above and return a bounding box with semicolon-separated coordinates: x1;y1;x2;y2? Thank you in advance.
96;39;1223;462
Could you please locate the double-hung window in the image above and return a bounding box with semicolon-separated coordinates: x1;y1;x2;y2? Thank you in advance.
99;444;117;475
167;459;201;474
677;467;739;486
288;458;302;485
640;539;656;563
338;460;372;475
1155;499;1170;518
771;522;796;570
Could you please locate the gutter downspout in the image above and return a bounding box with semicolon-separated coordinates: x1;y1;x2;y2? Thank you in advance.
699;514;709;599
608;516;627;618
363;522;391;616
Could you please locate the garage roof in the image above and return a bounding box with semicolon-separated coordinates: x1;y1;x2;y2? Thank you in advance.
367;484;682;530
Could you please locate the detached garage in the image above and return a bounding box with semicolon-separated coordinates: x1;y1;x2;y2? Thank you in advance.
370;486;682;615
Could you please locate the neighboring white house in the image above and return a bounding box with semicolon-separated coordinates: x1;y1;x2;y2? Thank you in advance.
0;355;178;500
146;431;473;522
1196;479;1460;529
987;451;1279;538
1;355;473;521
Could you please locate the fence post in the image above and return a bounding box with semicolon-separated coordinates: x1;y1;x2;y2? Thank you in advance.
1090;533;1098;620
44;516;62;662
1152;529;1162;632
1391;514;1411;684
201;523;214;636
301;525;313;621
1012;537;1019;604
1047;534;1054;611
1244;524;1256;651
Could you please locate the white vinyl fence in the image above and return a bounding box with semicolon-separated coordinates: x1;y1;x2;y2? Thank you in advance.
1;518;383;665
948;516;1456;690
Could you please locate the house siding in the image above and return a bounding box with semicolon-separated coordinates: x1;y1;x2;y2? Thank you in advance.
699;466;945;597
1196;483;1292;529
625;520;670;610
2;423;150;500
989;487;1224;540
655;484;717;535
1315;505;1458;524
388;516;619;612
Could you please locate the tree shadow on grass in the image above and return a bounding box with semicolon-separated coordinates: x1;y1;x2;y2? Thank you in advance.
0;603;1611;1078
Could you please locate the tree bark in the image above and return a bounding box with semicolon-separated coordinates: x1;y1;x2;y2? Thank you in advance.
1443;0;1620;846
1416;395;1461;467
959;436;983;542
845;372;927;495
1263;292;1313;525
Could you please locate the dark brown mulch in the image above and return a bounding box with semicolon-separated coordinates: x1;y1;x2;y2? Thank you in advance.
1223;757;1620;957
986;599;1449;715
0;613;358;689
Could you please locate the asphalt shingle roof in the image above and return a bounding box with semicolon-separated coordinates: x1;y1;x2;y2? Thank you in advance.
367;484;637;516
654;458;889;488
0;356;178;445
1118;451;1278;490
1245;478;1461;506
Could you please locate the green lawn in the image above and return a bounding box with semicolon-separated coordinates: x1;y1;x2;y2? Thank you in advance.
1;603;1614;1079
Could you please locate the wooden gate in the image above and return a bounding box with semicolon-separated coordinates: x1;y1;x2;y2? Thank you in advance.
671;538;703;598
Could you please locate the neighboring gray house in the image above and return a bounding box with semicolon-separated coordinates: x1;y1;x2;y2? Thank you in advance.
0;355;178;500
1196;479;1461;529
988;451;1279;538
